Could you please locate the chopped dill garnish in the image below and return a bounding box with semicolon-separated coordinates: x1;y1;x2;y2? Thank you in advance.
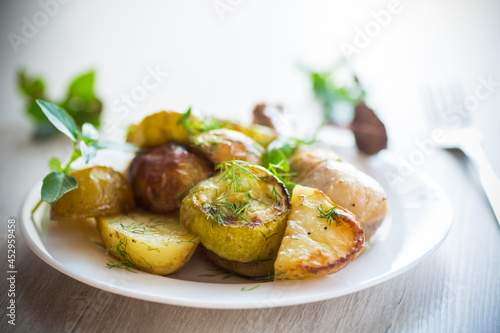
249;256;272;263
260;231;278;241
215;159;260;193
316;204;342;226
120;222;160;235
175;184;195;200
140;242;160;252
245;192;268;206
241;285;260;291
265;185;282;203
105;259;137;273
203;195;252;227
176;235;198;244
109;239;152;271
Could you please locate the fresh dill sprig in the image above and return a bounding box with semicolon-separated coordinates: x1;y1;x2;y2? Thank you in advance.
241;285;260;291
245;192;268;206
105;259;137;273
316;204;342;226
203;195;252;226
260;231;278;241
120;222;160;235
109;239;152;271
215;159;260;193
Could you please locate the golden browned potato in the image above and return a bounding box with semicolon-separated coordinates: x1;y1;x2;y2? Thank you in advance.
242;124;277;148
274;185;365;280
97;210;200;275
51;166;134;221
290;146;389;239
126;111;192;147
192;129;264;165
128;142;212;213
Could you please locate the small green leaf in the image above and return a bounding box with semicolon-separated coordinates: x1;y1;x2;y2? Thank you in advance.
67;71;95;101
80;141;97;164
36;100;79;142
41;171;78;204
81;122;99;142
49;157;63;171
18;69;45;99
263;137;298;169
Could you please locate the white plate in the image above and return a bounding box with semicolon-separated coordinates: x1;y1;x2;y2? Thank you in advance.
20;149;452;309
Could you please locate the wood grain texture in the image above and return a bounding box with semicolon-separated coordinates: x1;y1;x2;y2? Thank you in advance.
1;127;499;333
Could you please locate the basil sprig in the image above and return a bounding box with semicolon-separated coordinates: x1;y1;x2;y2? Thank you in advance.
32;100;138;216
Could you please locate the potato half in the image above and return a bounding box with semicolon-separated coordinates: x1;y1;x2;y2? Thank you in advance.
126;111;192;147
180;162;290;264
97;210;200;275
192;129;264;165
290;146;388;239
51;166;134;221
274;185;365;280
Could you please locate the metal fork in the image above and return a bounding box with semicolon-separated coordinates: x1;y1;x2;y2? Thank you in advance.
423;83;500;227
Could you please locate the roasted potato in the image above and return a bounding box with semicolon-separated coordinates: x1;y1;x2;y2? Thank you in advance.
180;161;290;266
192;129;264;165
274;185;365;280
126;111;193;147
128;142;212;214
290;146;388;238
51;166;134;221
97;210;200;275
242;124;277;148
252;103;290;134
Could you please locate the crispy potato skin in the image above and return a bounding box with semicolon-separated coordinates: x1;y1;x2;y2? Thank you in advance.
290;147;388;238
128;143;212;214
51;166;134;221
97;210;200;275
193;129;264;165
274;185;365;280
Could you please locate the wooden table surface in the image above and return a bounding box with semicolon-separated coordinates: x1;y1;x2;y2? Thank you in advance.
1;1;500;332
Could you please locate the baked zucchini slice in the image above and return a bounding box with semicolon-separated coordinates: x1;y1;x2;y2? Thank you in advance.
180;161;290;265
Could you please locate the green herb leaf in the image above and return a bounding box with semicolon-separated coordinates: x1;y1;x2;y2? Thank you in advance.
48;157;63;172
67;71;95;101
36;99;79;142
41;171;78;204
18;69;45;100
81;122;99;142
80;141;97;163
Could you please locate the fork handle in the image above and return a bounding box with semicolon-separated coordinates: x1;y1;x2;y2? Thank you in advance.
463;143;500;227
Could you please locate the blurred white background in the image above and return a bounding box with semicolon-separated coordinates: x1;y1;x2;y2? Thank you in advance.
1;0;499;165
